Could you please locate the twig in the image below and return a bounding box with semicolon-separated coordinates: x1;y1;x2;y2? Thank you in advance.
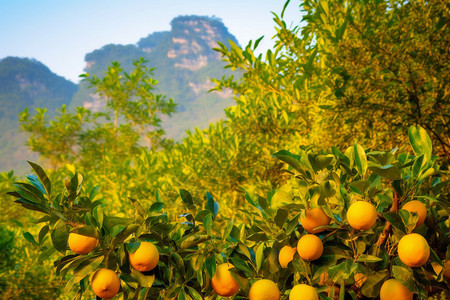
376;182;399;247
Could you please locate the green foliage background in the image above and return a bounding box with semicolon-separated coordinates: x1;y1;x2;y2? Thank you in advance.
0;0;449;299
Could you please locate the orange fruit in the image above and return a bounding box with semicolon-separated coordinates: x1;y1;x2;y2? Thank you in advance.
91;268;121;299
444;261;450;282
249;279;280;300
278;245;297;268
68;232;98;254
129;241;159;272
401;200;427;227
289;284;318;300
297;234;323;261
398;233;430;267
379;279;412;300
211;263;239;297
301;208;331;233
346;201;377;230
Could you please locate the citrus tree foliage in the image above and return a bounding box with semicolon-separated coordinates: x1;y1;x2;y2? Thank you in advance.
20;58;176;169
8;126;449;299
0;171;64;299
213;0;449;160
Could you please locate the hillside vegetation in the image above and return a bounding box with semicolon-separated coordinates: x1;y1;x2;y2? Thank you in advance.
0;57;77;173
0;16;240;173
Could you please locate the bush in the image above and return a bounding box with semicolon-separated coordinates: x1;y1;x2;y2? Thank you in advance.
7;125;449;299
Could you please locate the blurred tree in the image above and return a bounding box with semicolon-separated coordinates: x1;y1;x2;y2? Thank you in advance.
20;58;176;170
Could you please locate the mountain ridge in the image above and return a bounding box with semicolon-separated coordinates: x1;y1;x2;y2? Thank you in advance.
0;15;239;173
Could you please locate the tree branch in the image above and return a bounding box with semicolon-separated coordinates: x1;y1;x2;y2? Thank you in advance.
377;183;399;247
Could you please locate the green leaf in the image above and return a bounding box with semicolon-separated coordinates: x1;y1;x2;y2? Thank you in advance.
111;224;139;248
245;191;258;208
280;0;291;18
354;143;367;176
408;125;432;161
177;288;187;300
126;242;141;254
70;225;98;238
51;219;68;254
186;286;202;300
255;243;265;272
206;192;219;219
392;258;416;292
129;197;145;219
38;225;49;244
67;173;83;203
150;202;164;212
14;182;46;203
27;161;51;196
360;271;389;298
205;254;216;278
272;150;307;174
23;232;38;246
170;253;185;276
349;180;370;195
25;174;47;197
180;235;210;249
72;255;104;278
155;190;162;202
368;165;401;180
12;198;48;214
412;154;425;179
274;209;289;228
179;189;193;205
418;168;435;182
292;257;310;276
223;219;234;240
204;213;213;235
355;254;383;263
328;259;358;281
131;269;155;288
315;154;335;170
382;212;407;233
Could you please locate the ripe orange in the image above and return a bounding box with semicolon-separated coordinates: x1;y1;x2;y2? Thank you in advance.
211;263;240;297
129;241;159;272
91;268;121;299
401;200;427;227
444;261;450;283
278;245;297;268
346;201;377;230
249;279;280;300
289;284;318;300
68;232;98;254
379;279;412;300
398;233;430;267
297;234;323;261
301;208;331;233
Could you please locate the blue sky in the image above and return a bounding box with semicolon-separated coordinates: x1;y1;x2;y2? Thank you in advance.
0;0;302;82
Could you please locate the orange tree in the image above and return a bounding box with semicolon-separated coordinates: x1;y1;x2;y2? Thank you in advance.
8;125;449;299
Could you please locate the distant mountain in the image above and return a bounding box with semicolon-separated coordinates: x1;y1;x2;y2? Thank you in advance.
0;57;77;173
72;15;239;139
0;15;239;173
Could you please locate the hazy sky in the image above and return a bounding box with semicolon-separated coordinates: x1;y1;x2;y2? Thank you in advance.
0;0;302;83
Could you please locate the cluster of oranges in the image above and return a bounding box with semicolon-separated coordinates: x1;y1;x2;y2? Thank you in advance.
271;199;440;300
68;232;159;299
67;197;447;299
